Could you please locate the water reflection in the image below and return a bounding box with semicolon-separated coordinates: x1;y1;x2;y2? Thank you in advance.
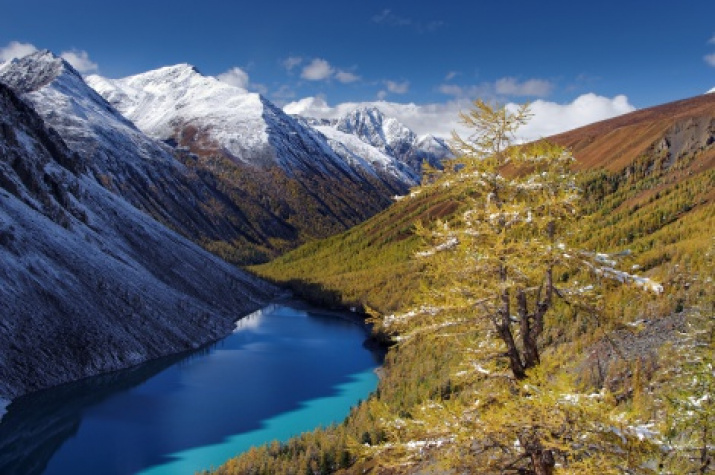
0;352;191;475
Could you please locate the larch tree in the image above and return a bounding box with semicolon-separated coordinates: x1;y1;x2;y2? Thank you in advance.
381;99;586;379
367;100;662;474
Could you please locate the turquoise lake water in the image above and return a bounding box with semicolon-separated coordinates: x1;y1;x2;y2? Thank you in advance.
0;302;383;475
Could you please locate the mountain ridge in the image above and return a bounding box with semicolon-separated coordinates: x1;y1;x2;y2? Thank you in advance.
84;61;429;262
551;92;715;173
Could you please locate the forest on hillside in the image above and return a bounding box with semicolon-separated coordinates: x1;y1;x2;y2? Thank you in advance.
211;100;714;474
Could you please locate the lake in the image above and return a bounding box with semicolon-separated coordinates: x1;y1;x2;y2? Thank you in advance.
0;301;383;475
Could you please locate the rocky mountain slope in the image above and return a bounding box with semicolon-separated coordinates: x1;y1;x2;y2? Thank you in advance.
332;106;451;174
297;107;452;181
0;80;278;401
0;51;283;263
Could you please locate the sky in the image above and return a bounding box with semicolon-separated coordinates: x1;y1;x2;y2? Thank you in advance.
1;0;714;140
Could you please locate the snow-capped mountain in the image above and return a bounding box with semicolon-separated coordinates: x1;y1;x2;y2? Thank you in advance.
303;106;452;177
336;106;418;156
0;51;176;179
88;65;279;168
294;116;420;184
87;66;417;185
0;80;278;400
83;63;422;261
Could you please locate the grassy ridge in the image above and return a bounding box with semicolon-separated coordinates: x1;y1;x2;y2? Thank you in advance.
250;187;462;313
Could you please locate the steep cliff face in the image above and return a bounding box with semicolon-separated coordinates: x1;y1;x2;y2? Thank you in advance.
0;81;279;400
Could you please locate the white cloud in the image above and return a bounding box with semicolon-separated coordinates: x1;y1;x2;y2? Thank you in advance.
284;93;634;142
515;93;634;141
377;90;388;100
437;84;465;96
0;41;37;62
284;95;334;116
60;49;98;74
217;66;250;89
705;53;715;67
445;71;459;81
372;9;410;26
386;80;410;94
301;58;334;81
371;9;443;32
709;35;715;44
282;56;303;71
495;77;553;97
216;66;267;94
439;77;553;100
336;70;361;83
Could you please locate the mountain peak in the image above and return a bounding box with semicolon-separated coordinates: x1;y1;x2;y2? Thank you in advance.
0;49;82;94
155;63;202;76
336;106;414;150
122;63;205;88
353;105;385;117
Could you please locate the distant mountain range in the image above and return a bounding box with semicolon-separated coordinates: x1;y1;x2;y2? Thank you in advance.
1;52;450;265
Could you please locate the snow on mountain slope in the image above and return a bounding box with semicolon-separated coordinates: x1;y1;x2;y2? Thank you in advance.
0;81;279;400
336;106;417;156
88;65;275;166
0;51;216;235
311;123;420;185
88;66;412;182
0;51;177;178
305;106;452;177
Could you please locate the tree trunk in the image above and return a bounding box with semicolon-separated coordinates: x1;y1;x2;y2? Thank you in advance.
519;433;556;475
498;266;526;380
530;448;555;475
518;290;540;370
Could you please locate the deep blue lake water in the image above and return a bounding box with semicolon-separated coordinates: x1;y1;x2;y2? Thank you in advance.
0;302;383;475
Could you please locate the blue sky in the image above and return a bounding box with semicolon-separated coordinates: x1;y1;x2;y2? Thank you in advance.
1;0;714;138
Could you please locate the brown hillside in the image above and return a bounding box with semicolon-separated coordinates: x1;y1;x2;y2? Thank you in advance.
550;92;715;173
